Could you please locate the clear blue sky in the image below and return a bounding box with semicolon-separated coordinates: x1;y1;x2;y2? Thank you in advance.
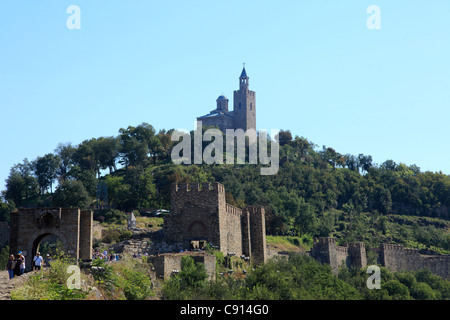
1;1;450;191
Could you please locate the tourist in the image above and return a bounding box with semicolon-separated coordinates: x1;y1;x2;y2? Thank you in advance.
6;254;16;279
33;252;44;271
13;255;21;276
18;251;25;275
44;254;52;268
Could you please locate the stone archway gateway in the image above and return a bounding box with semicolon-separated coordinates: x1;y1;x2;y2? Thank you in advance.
9;208;93;271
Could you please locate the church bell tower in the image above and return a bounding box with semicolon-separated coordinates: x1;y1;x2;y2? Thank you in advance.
233;66;256;131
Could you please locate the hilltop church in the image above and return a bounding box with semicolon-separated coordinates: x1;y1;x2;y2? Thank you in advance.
197;67;256;133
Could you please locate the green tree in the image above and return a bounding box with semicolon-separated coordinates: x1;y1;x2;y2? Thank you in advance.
278;130;293;146
4;159;39;206
54;142;76;181
412;282;436;300
119;123;161;167
179;256;208;289
382;280;411;300
52;180;92;209
92;136;119;176
33;153;61;194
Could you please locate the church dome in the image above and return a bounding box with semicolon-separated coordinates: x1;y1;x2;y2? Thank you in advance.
217;95;227;100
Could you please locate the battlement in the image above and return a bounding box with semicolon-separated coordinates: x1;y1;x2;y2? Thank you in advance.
381;243;419;254
336;246;348;254
318;237;336;244
172;182;225;194
234;89;255;96
226;203;242;216
311;237;367;274
347;242;365;249
244;205;265;215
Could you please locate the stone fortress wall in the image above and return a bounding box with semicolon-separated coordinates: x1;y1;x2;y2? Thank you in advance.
309;237;449;279
380;243;449;279
164;182;266;265
0;222;9;248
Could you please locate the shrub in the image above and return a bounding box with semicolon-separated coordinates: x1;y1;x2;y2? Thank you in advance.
102;228;132;243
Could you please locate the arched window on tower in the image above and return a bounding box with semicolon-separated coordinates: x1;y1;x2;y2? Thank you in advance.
250;103;252;110
239;102;241;109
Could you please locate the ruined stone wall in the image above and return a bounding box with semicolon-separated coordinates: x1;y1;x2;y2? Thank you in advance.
347;242;367;269
149;254;182;279
309;239;447;279
335;245;349;270
225;204;243;256
79;210;93;260
9;208;93;271
192;254;216;280
245;206;266;265
0;222;9;248
311;238;367;275
381;244;449;279
165;182;267;264
149;253;215;280
311;238;338;273
165;183;225;250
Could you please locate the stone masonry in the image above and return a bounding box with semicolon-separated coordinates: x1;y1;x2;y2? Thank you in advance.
164;182;266;265
380;243;449;279
9;208;93;271
0;222;9;248
148;252;216;281
197;66;256;133
310;237;367;275
309;237;449;279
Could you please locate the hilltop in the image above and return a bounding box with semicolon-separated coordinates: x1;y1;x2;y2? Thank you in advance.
1;123;449;256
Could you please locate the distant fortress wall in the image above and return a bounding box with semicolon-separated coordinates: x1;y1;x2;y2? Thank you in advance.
309;238;449;279
310;237;366;274
381;243;449;279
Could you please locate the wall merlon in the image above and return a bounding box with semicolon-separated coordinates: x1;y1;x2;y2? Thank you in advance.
172;182;225;194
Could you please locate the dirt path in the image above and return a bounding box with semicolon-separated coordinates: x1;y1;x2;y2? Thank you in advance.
0;270;34;300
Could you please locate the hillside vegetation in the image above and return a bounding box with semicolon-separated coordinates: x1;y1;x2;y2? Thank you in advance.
1;123;449;254
9;251;450;300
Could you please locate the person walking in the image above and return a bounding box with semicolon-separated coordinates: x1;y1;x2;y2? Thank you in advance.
44;254;52;268
13;255;21;276
6;255;16;279
18;251;25;275
33;252;44;271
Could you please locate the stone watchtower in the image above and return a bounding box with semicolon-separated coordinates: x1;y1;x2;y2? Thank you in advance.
164;182;266;264
233;67;256;131
311;237;367;274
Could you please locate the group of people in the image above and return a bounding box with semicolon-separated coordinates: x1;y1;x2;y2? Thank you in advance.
5;251;52;280
92;250;120;262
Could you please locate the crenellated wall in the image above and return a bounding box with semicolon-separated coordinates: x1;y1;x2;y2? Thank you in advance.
309;238;448;279
381;243;449;279
311;238;367;275
164;182;266;264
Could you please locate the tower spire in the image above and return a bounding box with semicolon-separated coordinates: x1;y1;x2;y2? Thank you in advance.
239;64;249;90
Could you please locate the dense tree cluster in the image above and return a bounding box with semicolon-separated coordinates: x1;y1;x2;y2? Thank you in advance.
1;125;449;252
